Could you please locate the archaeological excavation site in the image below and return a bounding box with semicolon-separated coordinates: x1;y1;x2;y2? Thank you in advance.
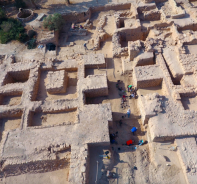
1;0;197;183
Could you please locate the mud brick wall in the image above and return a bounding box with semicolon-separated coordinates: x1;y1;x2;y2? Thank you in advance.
90;3;131;13
143;10;161;21
0;109;23;118
137;4;156;14
85;63;106;69
0;90;22;97
3;73;15;85
29;69;40;101
137;57;154;66
8;70;30;82
2;158;70;177
62;9;91;23
137;78;163;88
180;92;197;98
119;27;143;42
85;87;108;98
26;111;34;127
177;23;197;32
171;13;185;19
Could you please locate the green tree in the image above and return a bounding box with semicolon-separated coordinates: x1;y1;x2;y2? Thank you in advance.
0;18;27;43
0;8;6;20
27;38;36;49
43;13;65;31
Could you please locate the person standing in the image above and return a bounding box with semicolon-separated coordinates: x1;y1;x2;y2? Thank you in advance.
127;85;130;92
84;42;88;50
127;108;131;118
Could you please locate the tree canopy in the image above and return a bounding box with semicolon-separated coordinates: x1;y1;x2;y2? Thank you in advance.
43;13;65;31
0;8;27;44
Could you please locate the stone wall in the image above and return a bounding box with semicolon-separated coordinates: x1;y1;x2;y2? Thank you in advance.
85;87;108;98
2;157;70;178
136;52;154;66
17;9;34;23
90;3;131;13
83;54;106;68
137;3;156;14
93;15;109;50
137;78;163;88
128;40;141;61
62;9;91;23
0;109;23;118
142;10;161;21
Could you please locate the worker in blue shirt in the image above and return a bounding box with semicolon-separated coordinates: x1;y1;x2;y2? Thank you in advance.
131;127;138;135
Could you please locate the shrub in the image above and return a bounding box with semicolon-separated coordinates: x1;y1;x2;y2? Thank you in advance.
15;0;26;8
27;29;37;38
43;13;65;31
1;21;13;32
27;38;36;49
0;8;7;21
0;18;27;43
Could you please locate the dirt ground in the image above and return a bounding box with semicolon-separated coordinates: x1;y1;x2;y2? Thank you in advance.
0;168;70;184
1;95;21;106
0;118;21;141
0;4;189;184
32;110;77;126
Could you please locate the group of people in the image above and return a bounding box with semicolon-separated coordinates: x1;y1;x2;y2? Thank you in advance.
127;85;138;99
116;80;138;110
112;80;140;146
110;127;138;146
71;23;84;30
125;127;138;146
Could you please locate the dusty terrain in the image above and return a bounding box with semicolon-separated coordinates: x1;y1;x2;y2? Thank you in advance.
1;0;197;183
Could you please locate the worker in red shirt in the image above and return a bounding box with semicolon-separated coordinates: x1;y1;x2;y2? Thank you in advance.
126;140;134;146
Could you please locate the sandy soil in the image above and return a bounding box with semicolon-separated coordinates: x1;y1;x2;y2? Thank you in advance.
181;96;197;111
184;44;197;54
32;110;77;126
0;118;21;141
0;41;24;56
0;168;70;184
1;95;21;106
103;16;116;36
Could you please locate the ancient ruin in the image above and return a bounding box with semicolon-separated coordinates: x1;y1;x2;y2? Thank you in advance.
1;0;197;183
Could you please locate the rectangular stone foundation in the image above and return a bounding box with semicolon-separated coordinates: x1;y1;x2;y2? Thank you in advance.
30;108;78;127
3;70;30;85
46;70;68;94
